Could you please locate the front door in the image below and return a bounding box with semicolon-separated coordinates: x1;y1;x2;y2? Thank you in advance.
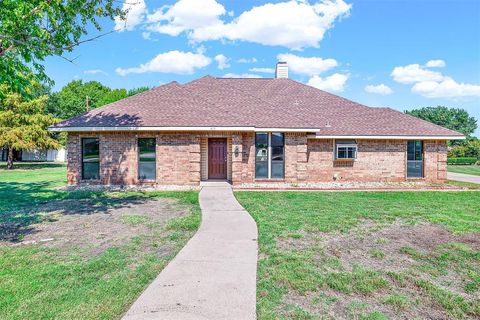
208;138;227;179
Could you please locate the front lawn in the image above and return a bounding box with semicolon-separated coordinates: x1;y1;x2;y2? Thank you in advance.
236;191;480;319
0;162;200;319
448;165;480;176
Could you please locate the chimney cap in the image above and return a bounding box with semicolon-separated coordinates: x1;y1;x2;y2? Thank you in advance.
275;61;288;79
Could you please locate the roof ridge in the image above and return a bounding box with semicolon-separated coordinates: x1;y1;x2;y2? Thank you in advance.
75;81;180;116
383;107;463;135
52;81;184;127
284;78;372;111
216;78;319;129
181;77;237;120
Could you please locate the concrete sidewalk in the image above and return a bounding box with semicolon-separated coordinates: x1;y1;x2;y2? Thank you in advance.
122;182;258;320
448;172;480;184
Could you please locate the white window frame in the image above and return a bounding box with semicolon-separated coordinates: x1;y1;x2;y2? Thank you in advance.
335;141;357;160
255;132;284;179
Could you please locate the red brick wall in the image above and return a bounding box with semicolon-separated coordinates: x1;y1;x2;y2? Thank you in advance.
424;140;448;182
306;139;406;182
306;139;447;183
67;132;200;186
67;132;448;186
285;133;308;183
239;133;255;183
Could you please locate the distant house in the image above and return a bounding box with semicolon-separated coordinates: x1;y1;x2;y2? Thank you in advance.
49;62;464;186
0;148;66;162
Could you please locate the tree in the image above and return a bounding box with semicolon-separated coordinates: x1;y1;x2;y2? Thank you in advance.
0;1;125;96
98;88;128;106
0;85;60;169
47;82;151;119
406;106;478;144
448;139;480;159
128;86;150;96
50;80;111;119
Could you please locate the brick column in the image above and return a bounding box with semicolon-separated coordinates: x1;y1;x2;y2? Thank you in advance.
296;135;308;182
66;133;80;185
231;134;243;185
434;140;448;182
424;140;448;183
285;133;308;183
189;135;201;185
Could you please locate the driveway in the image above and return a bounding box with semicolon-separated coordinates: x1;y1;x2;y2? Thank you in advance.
122;182;258;320
448;172;480;184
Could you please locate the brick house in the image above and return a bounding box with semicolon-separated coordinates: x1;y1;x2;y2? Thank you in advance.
49;63;464;187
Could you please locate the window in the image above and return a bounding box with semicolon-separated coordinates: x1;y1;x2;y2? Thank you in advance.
271;133;284;178
82;138;99;180
255;132;284;179
138;138;156;180
255;133;269;178
407;140;423;178
335;140;357;160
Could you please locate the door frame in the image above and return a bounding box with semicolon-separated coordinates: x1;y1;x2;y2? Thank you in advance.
208;137;228;180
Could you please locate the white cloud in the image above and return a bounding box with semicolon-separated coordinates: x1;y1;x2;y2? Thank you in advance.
391;60;480;98
307;73;349;92
425;59;446;68
115;50;211;76
365;84;393;95
412;78;480;98
114;0;147;32
222;73;262;78
147;0;225;36
237;57;257;63
391;64;445;84
84;69;108;76
141;31;158;41
145;0;351;50
214;54;230;70
249;67;275;74
277;53;338;76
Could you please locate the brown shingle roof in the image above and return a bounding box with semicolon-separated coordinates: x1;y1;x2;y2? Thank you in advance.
51;76;464;138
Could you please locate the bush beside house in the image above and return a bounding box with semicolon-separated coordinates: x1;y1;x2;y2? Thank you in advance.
448;140;480;165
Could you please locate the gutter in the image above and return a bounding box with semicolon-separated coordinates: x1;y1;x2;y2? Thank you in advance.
306;134;465;140
48;126;321;133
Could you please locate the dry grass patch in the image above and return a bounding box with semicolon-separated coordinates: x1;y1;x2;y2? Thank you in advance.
1;197;190;258
276;221;480;319
236;191;480;319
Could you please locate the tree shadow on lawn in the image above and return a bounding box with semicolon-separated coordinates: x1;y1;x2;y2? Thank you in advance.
0;181;153;243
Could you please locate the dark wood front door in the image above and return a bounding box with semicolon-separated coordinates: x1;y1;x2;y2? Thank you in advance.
208;138;227;179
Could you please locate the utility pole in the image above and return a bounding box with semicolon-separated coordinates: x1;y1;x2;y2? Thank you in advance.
86;96;89;112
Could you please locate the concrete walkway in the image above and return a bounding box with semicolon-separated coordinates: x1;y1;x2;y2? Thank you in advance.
122;181;258;320
448;172;480;184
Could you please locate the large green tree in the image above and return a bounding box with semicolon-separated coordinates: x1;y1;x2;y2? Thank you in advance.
127;86;149;97
406;106;478;144
98;88;128;106
48;81;150;119
49;80;111;119
0;0;125;96
0;85;60;169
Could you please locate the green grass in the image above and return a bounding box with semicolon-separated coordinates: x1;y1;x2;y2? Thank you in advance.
235;191;480;319
381;293;411;311
0;162;201;319
448;165;480;176
447;179;480;189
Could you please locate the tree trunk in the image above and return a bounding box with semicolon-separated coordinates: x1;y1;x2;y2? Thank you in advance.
7;146;14;170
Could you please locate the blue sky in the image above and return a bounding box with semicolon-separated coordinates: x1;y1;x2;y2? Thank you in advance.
44;0;480;136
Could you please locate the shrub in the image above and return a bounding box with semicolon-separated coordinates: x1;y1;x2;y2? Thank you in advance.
447;157;478;165
448;140;480;159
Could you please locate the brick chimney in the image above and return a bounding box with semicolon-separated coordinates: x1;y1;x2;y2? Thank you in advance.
275;61;288;79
